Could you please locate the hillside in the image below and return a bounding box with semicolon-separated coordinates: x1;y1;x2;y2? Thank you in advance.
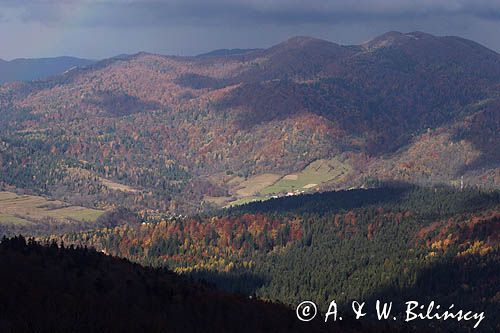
0;31;499;214
1;236;351;333
54;185;500;332
0;57;95;84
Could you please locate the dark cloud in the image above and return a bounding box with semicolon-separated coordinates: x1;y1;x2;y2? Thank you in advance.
4;0;500;26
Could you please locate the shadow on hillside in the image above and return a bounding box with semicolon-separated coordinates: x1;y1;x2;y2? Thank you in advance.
0;236;340;333
227;185;412;215
453;99;500;175
226;182;500;220
187;269;269;296
192;251;499;332
353;253;499;333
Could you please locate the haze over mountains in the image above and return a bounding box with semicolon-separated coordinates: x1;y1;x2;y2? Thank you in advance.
0;31;499;214
0;56;95;84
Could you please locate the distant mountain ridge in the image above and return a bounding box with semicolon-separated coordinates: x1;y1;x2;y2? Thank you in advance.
0;56;95;84
0;31;499;213
196;48;261;57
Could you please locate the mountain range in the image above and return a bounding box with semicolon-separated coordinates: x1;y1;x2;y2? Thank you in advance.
0;31;499;332
0;56;95;84
0;31;499;215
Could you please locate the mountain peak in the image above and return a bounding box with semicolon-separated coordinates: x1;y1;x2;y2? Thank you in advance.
266;36;344;57
362;31;436;50
276;36;333;49
285;35;321;44
196;48;260;58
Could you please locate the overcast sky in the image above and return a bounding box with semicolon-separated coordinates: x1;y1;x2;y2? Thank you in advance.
0;0;499;60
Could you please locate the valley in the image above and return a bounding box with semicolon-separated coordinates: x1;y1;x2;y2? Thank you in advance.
0;30;499;332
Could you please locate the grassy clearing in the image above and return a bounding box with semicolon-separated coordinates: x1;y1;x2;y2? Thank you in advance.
0;213;33;226
67;167;139;193
100;179;139;193
203;196;233;206
45;206;103;222
260;157;351;195
223;158;353;208
234;173;282;197
225;196;265;207
0;191;104;226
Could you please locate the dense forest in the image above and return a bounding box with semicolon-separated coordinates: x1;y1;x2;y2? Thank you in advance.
2;236;375;333
53;185;500;332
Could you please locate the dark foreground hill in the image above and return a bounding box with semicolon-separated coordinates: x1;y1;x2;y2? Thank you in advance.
0;236;392;333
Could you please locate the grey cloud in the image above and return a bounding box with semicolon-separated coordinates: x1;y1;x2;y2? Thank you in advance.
4;0;500;27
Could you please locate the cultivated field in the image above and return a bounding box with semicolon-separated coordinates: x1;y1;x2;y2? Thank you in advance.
224;157;352;207
0;191;103;226
260;158;351;195
234;174;282;197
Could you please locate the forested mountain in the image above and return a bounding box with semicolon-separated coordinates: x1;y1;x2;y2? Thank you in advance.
0;57;95;84
0;31;499;214
2;236;357;333
1;33;498;332
53;185;500;332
